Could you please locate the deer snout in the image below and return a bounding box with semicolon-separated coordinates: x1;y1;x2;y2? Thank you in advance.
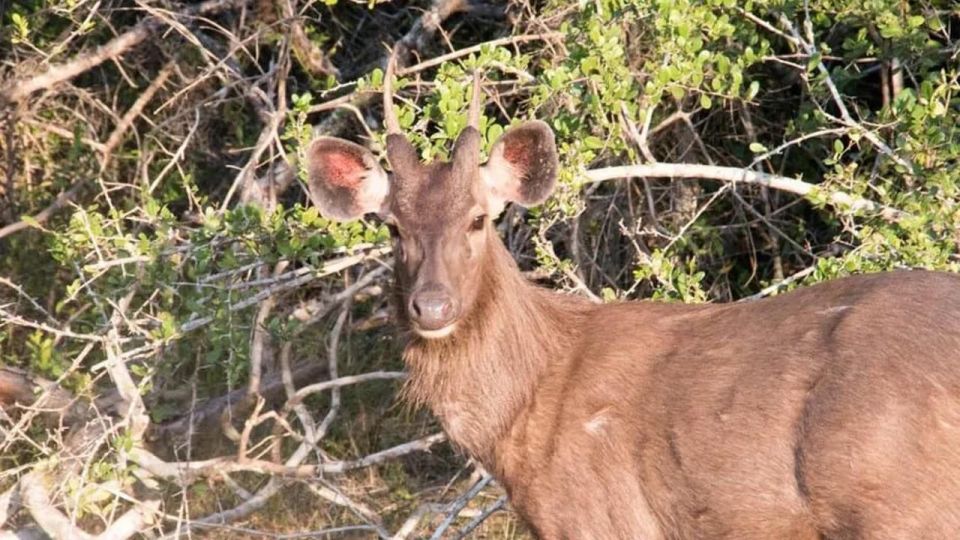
409;285;460;333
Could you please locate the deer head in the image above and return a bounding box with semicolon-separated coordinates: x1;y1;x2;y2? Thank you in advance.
305;51;559;339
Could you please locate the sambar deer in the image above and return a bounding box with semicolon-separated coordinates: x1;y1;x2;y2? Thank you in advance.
304;53;960;539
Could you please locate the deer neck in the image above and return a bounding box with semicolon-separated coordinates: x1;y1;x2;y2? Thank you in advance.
401;233;585;466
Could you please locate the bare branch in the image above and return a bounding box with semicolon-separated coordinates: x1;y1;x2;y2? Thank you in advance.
430;474;493;539
454;495;507;539
154;364;320;439
130;432;445;481
100;63;175;169
0;0;248;103
20;471;94;540
20;470;159;540
775;13;915;173
286;371;406;409
178;247;392;333
0;483;20;528
0;183;86;241
397;33;564;77
584;163;906;222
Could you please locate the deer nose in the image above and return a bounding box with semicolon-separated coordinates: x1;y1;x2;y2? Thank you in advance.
409;286;459;330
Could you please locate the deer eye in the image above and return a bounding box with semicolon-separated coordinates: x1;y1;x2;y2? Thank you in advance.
470;215;486;231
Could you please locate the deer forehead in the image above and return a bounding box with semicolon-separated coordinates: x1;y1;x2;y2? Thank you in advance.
390;163;482;222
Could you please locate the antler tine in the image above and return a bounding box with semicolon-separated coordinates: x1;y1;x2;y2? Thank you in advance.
467;70;482;131
383;46;401;136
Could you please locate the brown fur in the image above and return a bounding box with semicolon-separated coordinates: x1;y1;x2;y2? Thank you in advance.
406;237;960;539
304;112;960;539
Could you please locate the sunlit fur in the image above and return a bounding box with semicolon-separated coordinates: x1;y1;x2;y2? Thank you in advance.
305;118;960;539
403;225;960;538
402;227;588;464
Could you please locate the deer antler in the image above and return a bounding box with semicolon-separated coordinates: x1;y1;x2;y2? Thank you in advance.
381;45;420;175
383;47;402;136
466;70;482;131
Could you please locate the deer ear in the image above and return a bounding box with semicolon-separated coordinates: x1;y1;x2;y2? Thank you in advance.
305;137;390;221
480;120;558;216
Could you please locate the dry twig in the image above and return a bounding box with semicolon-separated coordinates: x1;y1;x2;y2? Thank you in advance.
0;0;248;103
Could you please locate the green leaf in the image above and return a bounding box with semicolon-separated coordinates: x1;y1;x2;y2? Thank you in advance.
11;13;28;42
156;311;178;340
749;142;767;153
19;214;39;229
584;136;605;150
486;124;504;147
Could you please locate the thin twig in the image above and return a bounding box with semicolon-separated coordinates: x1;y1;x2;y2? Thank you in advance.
741;265;818;301
453;495;508;539
0;0;247;103
398;33;564;77
178;246;391;333
316;305;350;440
430;474;493;539
775;13;915;173
100;63;175;169
0;183;87;240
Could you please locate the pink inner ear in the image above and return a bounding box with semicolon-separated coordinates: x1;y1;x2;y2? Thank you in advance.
503;141;529;170
323;152;364;188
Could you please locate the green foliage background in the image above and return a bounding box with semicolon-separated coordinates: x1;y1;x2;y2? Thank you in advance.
0;0;957;536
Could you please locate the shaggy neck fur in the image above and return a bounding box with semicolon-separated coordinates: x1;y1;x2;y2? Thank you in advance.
401;229;587;466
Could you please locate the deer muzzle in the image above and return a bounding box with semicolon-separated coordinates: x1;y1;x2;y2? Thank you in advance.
408;284;460;337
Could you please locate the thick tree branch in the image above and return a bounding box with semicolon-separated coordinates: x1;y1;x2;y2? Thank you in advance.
130;432;446;481
584;163;906;222
20;469;159;540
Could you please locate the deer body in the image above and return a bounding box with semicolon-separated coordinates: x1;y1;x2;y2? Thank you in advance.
305;52;960;538
405;235;960;539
